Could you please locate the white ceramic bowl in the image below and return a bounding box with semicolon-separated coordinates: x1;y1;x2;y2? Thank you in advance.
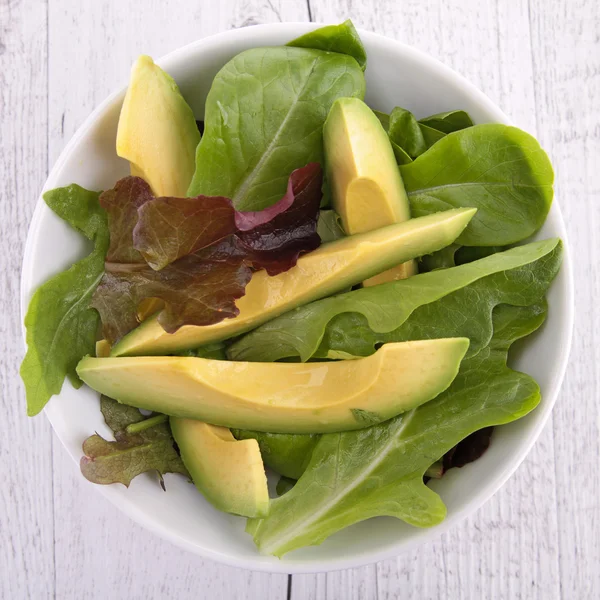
21;23;574;573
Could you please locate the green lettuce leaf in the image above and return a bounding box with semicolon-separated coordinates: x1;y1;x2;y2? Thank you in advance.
401;124;553;245
178;341;228;360
232;430;319;479
80;396;187;488
248;299;549;556
21;185;109;416
227;239;562;363
276;476;296;496
287;20;367;71
316;210;345;243
187;46;365;209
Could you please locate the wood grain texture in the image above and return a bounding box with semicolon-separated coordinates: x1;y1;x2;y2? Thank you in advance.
0;1;55;599
2;0;598;598
528;1;600;598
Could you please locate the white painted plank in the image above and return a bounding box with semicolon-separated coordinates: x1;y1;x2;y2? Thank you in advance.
0;1;55;599
46;1;308;598
305;1;563;599
528;1;600;598
5;0;597;598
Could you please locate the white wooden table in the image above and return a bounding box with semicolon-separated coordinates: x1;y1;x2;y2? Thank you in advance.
2;1;598;598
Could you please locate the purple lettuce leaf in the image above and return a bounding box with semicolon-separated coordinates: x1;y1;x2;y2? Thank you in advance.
92;164;322;343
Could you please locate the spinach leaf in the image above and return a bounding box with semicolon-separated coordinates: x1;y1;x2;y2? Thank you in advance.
419;243;460;272
401;124;554;246
376;107;448;162
388;107;444;158
373;110;413;164
21;185;109;416
419;110;474;133
232;430;319;479
187;46;365;210
228;239;562;363
248;301;548;556
389;107;428;158
455;245;506;264
287;20;366;71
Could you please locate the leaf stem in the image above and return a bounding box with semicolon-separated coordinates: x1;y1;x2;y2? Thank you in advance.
126;414;168;435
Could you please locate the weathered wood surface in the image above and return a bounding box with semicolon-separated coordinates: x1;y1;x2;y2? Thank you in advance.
1;0;597;598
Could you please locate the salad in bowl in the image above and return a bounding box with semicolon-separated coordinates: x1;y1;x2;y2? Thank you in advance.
21;21;564;561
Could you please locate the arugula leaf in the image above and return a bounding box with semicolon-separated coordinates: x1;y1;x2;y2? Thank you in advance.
401;124;554;246
21;185;109;416
92;165;322;343
248;300;549;556
287;20;367;71
80;396;187;488
228;239;562;363
419;110;474;133
232;430;319;479
187;46;365;210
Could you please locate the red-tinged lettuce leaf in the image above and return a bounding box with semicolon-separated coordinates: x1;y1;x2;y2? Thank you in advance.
442;427;494;471
235;163;322;275
134;194;236;270
425;427;495;481
134;162;322;273
80;396;188;488
92;237;251;341
92;165;322;343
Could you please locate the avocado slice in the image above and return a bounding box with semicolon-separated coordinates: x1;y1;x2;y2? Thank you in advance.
170;419;269;518
324;97;416;285
111;208;476;356
116;55;200;197
77;339;469;433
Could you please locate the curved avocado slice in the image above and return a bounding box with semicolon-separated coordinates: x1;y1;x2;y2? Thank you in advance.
111;208;476;357
77;338;469;434
324;97;416;285
116;55;200;197
170;419;269;518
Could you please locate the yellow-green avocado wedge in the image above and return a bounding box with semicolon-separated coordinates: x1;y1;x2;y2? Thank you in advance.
170;419;269;518
116;55;200;197
111;208;476;357
77;339;469;434
324;97;416;285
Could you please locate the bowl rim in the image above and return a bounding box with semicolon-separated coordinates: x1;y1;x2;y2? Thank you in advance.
21;22;574;573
